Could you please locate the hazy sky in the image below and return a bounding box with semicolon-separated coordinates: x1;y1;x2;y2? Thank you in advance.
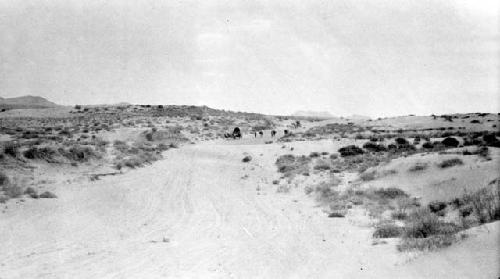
0;0;498;117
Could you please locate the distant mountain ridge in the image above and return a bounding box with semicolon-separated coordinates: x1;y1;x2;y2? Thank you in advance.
0;95;60;109
292;110;335;118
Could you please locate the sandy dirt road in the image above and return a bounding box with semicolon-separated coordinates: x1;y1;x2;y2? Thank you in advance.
0;140;498;278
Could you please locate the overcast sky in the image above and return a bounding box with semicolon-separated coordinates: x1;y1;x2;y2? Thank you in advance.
0;0;498;117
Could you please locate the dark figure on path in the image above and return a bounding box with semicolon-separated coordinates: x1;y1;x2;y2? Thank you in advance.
232;127;241;139
254;132;257;138
259;131;264;137
284;129;289;135
271;130;276;137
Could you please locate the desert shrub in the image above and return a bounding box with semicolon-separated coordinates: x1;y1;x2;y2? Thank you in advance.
313;178;342;203
304;186;314;195
408;162;428;172
483;133;500;147
145;132;154;141
157;143;170;151
60;145;97;162
438;158;463;168
428;201;447;216
328;212;345;218
458;204;474;218
309;152;320;158
477;146;490;159
0;196;8;203
113;140;129;153
313;159;331;171
359;170;376;181
373;187;408;200
329;153;339;160
398;234;457;252
39;191;57;198
168;142;179;148
391;211;408;220
441;137;459;148
242;155;252;163
0;172;8;186
403;209;459;239
460;184;500;223
395;137;409;145
23;147;56;160
338;145;364;157
373;222;403;238
3;143;19;157
1;182;22;199
314;183;337;201
363;142;387;152
422;141;434;149
123;158;142;168
24;187;39;199
276;184;290;193
276;155;311;177
387;144;397;151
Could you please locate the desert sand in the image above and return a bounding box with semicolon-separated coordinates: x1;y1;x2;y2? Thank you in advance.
1;135;498;278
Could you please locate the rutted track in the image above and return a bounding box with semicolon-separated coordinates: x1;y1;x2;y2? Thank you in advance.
0;142;498;278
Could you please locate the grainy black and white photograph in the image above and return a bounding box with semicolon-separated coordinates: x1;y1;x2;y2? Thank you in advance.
0;0;499;278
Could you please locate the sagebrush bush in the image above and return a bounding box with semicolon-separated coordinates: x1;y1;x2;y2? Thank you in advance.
422;141;434;149
362;142;387;152
242;155;252;162
338;145;364;157
309;152;320;158
460;184;500;223
275;154;311;177
373;222;403;238
408;162;428;172
0;172;8;186
373;187;408;200
0;172;21;200
441;137;459;147
23;146;56;160
395;137;409;145
39;191;57;198
3;143;19;157
398;234;456;252
24;187;39;199
313;159;331;171
1;183;22;199
403;208;459;239
483;133;500;147
438;158;463;168
359;170;376;181
60;145;97;162
428;201;447;214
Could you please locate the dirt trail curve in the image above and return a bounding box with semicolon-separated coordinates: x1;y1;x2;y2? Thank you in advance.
0;141;498;278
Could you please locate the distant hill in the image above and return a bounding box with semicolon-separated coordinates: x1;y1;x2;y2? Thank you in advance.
292;110;335;118
0;95;60;110
346;114;371;121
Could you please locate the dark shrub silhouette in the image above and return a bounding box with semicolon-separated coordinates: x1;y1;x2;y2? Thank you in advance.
363;142;387;152
395;137;409;145
441;137;459;148
338;145;364;157
483;133;500;147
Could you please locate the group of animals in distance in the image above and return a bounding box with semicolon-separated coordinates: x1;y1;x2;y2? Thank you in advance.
223;127;290;139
